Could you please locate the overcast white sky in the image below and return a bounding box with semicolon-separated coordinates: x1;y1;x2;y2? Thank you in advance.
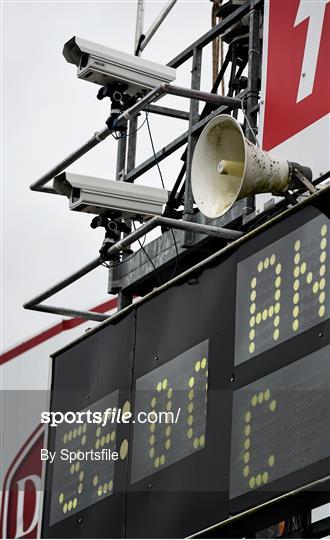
1;0;215;351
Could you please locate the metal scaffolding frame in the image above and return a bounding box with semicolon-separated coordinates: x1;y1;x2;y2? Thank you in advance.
25;0;268;321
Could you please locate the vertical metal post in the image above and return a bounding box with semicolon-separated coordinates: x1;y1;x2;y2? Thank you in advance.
115;0;145;310
246;3;260;142
108;124;128;296
116;131;135;310
115;123;128;181
126;119;138;174
183;46;202;247
227;43;237;98
244;2;261;215
127;0;145;174
135;0;145;53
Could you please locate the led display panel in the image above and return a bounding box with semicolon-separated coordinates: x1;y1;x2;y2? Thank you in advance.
130;340;209;484
43;188;330;538
49;391;119;525
230;344;330;499
235;216;329;365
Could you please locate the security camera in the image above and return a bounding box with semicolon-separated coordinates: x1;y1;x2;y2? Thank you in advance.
63;36;176;96
53;172;168;218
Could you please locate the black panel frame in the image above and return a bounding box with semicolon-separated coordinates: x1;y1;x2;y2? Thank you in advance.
125;250;237;538
42;312;136;539
229;200;330;517
42;188;330;538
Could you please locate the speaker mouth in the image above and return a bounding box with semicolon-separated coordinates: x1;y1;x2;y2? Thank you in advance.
191;114;246;219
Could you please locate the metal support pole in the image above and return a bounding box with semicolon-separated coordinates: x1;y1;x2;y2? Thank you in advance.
126;119;138;174
24;258;101;310
118;101;139;308
246;4;260;142
134;0;145;54
115;121;127;181
108;120;128;296
140;0;177;52
30;127;110;192
29;304;108;322
183;47;202;247
243;2;261;216
147;104;189;121
228;43;238;98
158;217;242;240
162;84;241;108
116;0;144;311
24;216;242;320
117;116;138;310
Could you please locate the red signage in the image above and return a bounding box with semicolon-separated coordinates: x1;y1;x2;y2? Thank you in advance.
262;0;330;151
1;427;45;539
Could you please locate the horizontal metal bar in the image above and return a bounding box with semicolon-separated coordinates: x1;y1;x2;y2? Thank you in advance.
125;93;246;183
30;128;110;191
162;84;241;108
140;0;177;51
158;216;242;240
23;218;160;320
168;0;262;68
147;104;190;120
23;216;241;320
189;474;330;538
30;304;109;322
124;83;240;121
24;258;101;308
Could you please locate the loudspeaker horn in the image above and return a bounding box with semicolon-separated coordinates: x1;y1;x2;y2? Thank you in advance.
191;114;312;219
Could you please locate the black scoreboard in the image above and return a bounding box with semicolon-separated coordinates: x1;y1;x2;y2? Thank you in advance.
42;189;330;538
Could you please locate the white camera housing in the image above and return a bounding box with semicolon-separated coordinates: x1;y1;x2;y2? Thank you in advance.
53;172;169;218
63;36;176;95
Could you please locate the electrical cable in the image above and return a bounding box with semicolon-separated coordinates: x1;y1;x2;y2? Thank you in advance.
132;221;163;287
111;115;148;140
240;96;259;146
145;112;179;280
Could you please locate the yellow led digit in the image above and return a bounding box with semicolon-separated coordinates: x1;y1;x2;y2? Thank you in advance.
292;224;327;330
149;380;170;470
242;389;277;490
249;254;280;354
90;405;118;499
58;426;84;514
186;357;208;449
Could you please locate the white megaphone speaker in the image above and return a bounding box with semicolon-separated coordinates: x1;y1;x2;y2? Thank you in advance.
191;114;313;218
